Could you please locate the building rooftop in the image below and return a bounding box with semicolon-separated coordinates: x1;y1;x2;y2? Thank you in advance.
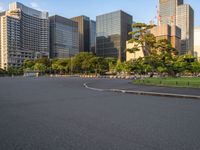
9;2;48;19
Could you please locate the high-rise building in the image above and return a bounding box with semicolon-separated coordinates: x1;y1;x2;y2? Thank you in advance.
49;15;79;58
0;2;49;70
194;27;200;59
159;0;183;25
71;16;90;52
176;4;194;55
158;0;194;55
96;10;132;61
90;20;96;54
0;11;6;68
150;24;181;50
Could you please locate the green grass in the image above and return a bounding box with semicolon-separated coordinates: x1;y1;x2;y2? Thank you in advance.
133;77;200;88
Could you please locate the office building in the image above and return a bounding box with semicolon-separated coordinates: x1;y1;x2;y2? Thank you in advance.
90;20;96;53
0;2;49;70
159;0;183;25
49;15;79;58
71;16;90;52
194;27;200;59
150;24;181;50
96;10;132;61
0;11;6;68
158;0;194;55
176;4;194;55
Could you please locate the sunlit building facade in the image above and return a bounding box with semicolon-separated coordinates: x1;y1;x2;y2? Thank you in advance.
150;24;181;51
0;2;49;70
0;11;6;68
194;27;200;59
126;42;144;61
159;0;183;25
158;0;194;55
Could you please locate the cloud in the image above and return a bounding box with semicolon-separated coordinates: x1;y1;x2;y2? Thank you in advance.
0;2;5;12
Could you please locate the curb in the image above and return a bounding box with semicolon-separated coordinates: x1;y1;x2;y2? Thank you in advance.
83;83;200;100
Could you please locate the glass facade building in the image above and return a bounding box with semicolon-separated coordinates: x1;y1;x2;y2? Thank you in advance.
176;4;194;55
96;10;132;61
90;20;96;53
49;15;79;58
71;16;90;52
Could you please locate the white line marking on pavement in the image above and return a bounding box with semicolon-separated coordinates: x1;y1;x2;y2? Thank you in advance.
83;83;200;100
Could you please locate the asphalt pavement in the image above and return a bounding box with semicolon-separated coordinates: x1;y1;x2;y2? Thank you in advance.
0;77;200;150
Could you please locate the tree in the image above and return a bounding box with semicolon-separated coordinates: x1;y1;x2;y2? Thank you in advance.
170;56;186;76
7;67;23;76
182;54;197;73
52;59;71;74
191;61;200;75
34;63;46;72
72;52;95;73
0;69;7;76
105;57;117;73
154;39;179;77
32;58;51;73
23;60;35;70
127;23;156;55
90;57;108;75
115;59;123;73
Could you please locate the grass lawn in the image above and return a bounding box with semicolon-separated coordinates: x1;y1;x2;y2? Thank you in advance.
133;77;200;88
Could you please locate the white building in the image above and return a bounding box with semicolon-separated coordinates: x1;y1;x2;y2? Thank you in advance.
126;42;144;61
0;2;49;70
194;27;200;59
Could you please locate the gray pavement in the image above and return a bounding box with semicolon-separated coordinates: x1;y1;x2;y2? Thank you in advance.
0;77;200;150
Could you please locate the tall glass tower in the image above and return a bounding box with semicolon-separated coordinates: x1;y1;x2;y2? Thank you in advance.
96;10;132;61
176;4;194;55
71;16;90;52
49;15;79;58
90;20;96;54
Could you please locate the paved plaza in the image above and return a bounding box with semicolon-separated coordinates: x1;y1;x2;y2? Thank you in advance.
0;77;200;150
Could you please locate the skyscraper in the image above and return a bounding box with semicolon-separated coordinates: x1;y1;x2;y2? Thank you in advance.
96;10;132;61
90;20;96;54
49;15;79;58
176;4;194;55
0;2;49;70
150;24;181;50
71;16;90;52
0;11;6;68
159;0;183;25
158;0;194;55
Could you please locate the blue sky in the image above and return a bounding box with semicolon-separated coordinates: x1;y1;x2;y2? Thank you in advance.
0;0;199;26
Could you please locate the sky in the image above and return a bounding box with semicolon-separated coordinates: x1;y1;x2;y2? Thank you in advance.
0;0;199;26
